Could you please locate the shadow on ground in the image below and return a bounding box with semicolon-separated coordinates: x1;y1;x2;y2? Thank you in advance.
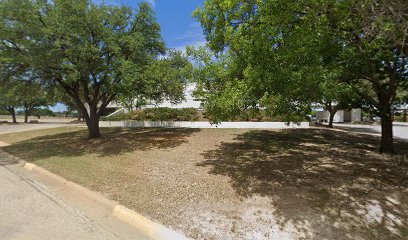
200;129;408;239
2;127;200;159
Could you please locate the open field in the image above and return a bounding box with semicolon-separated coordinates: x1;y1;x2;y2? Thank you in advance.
0;127;407;240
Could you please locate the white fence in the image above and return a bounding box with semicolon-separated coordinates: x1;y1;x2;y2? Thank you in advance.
99;121;310;129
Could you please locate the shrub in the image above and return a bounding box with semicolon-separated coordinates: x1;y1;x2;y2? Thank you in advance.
102;108;199;121
0;109;10;115
31;108;56;118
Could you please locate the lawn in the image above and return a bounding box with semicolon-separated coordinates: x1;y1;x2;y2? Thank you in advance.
0;127;407;240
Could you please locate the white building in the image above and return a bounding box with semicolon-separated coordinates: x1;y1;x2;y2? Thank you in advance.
106;83;203;117
316;109;362;123
143;84;202;109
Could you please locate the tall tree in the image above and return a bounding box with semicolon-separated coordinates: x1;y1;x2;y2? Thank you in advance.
1;0;179;138
194;0;408;153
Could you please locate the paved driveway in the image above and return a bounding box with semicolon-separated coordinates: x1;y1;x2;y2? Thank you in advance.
333;123;408;140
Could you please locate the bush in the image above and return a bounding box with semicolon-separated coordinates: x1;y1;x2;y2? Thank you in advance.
102;108;199;121
0;109;10;115
31;108;56;118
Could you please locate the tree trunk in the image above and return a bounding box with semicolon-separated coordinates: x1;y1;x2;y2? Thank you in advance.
11;113;17;123
84;106;101;139
328;110;337;128
379;112;394;154
24;111;29;123
6;107;17;123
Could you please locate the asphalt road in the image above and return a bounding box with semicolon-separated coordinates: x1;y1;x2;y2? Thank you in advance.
0;123;80;135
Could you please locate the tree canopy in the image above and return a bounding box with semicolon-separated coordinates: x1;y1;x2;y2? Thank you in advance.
193;0;408;153
1;0;186;137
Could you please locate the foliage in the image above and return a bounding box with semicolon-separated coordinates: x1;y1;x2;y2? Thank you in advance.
101;108;199;121
193;0;408;153
0;78;20;112
0;109;10;115
31;108;56;118
116;50;191;111
18;80;54;116
1;0;184;138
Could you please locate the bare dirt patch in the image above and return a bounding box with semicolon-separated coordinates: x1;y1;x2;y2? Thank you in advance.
0;127;407;240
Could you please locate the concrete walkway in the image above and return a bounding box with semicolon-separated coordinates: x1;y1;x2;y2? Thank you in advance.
0;153;149;240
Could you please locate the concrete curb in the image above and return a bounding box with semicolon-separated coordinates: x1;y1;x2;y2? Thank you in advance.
17;160;188;240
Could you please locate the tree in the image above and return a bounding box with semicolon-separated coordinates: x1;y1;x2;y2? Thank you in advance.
194;0;408;153
18;80;52;123
31;108;55;119
1;0;179;138
0;78;20;123
319;80;360;128
116;50;190;111
0;64;24;123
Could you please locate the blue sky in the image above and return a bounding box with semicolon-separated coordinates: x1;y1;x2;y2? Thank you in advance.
96;0;207;50
52;0;207;112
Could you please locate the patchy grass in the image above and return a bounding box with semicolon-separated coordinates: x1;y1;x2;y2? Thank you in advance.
0;127;407;240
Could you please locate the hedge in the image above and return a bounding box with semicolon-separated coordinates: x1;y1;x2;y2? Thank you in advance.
101;108;199;121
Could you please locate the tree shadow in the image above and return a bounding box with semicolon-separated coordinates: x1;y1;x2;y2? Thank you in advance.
200;129;408;239
2;127;200;160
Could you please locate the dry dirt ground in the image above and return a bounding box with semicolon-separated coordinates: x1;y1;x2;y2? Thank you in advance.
0;127;407;240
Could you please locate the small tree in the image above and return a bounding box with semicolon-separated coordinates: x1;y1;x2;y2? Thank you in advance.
32;108;55;119
0;78;20;123
17;80;52;123
319;80;360;128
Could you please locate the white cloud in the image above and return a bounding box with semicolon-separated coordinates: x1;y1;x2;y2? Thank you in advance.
174;40;207;53
172;22;207;53
175;22;204;41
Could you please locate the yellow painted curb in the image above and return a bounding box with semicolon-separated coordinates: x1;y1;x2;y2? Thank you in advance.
23;162;36;171
113;205;188;240
64;181;118;212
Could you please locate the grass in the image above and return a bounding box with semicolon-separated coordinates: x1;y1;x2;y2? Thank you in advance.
0;127;407;240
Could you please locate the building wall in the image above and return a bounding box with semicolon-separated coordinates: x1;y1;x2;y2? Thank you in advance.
316;110;345;123
316;109;362;123
144;84;202;109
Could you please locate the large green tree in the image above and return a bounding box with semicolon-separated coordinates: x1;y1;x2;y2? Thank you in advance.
1;0;180;138
194;0;408;153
